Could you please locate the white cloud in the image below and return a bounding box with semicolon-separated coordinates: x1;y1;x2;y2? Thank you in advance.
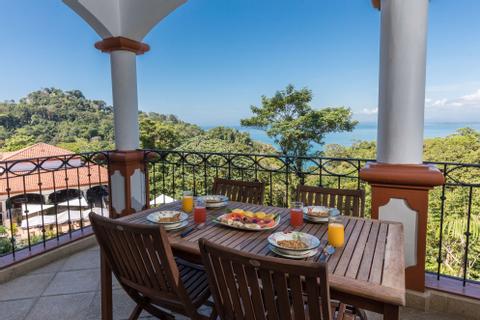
357;107;378;115
427;89;480;109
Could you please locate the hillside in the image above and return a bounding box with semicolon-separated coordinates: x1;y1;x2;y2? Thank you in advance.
0;88;274;154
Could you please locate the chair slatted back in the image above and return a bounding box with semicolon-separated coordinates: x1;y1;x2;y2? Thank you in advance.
212;178;265;205
199;238;332;320
297;185;365;217
89;212;194;311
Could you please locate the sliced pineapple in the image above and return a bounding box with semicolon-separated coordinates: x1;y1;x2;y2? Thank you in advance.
255;211;266;219
232;208;245;214
264;213;275;220
244;211;255;218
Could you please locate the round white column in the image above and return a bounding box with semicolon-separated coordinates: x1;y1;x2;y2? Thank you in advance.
110;50;140;151
376;0;429;164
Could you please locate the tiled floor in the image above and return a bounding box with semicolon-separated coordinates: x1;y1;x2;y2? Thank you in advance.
0;245;469;320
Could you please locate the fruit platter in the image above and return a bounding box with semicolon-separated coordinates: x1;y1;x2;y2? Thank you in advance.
214;208;280;231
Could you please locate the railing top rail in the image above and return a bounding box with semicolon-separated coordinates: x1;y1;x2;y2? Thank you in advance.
144;149;480;168
0;150;112;165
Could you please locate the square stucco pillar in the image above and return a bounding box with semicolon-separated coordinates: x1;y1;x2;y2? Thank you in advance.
360;163;444;291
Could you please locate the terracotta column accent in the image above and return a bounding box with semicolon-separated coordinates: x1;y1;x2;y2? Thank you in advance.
360;163;444;291
94;36;151;218
94;36;150;55
107;151;149;218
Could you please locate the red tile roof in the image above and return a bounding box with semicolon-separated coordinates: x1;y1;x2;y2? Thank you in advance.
0;143;73;161
0;143;108;196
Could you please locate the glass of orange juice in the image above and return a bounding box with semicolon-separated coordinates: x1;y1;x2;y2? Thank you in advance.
182;191;193;213
327;216;345;248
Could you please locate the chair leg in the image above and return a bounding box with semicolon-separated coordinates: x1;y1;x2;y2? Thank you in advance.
128;304;143;320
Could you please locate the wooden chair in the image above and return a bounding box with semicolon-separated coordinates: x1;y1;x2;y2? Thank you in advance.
212;178;265;205
89;212;215;320
297;185;366;217
199;238;358;320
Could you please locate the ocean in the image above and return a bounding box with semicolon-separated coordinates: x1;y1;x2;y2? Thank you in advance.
203;122;480;151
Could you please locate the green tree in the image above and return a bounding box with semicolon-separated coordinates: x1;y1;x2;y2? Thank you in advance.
3;133;35;151
241;85;357;157
241;84;357;172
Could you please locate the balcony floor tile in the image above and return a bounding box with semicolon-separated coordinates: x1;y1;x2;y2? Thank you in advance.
42;269;100;296
29;258;66;275
0;298;36;320
24;292;95;320
61;249;100;271
0;273;54;301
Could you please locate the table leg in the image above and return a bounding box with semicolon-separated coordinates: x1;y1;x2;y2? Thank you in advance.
101;249;113;320
383;304;399;320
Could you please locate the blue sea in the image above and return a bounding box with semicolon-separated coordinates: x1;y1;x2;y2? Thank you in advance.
203;122;480;151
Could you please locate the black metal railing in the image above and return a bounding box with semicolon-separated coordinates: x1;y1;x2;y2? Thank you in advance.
0;151;110;267
144;149;480;286
1;148;478;289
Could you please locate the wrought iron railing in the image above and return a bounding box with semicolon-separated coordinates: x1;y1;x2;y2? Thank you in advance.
144;149;480;286
1;148;478;290
0;151;110;267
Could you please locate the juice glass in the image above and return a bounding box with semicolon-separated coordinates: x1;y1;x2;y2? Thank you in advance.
182;191;193;213
290;201;303;227
194;199;207;224
328;216;345;248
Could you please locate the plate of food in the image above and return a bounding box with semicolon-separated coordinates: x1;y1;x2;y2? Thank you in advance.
214;208;280;231
269;245;318;259
198;195;229;208
303;206;340;223
146;210;188;229
268;231;320;257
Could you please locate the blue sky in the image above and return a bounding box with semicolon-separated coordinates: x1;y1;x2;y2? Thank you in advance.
0;0;479;126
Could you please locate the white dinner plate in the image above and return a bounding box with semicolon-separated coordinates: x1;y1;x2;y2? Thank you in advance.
268;231;320;255
269;245;318;259
303;207;340;223
205;201;229;208
146;211;188;227
163;220;189;231
199;195;229;203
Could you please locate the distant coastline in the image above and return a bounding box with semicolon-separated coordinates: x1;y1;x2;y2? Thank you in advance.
202;122;480;151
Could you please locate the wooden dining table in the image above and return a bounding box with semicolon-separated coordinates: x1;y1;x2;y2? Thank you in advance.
100;201;405;320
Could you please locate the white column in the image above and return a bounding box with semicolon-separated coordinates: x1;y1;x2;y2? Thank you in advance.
110;50;140;151
376;0;429;164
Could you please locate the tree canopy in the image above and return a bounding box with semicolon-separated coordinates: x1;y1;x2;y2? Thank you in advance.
241;84;358;158
0;88;272;155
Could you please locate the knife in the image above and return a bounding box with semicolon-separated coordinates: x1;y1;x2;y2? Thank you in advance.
180;223;205;238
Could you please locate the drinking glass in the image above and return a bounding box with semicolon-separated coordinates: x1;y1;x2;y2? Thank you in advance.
328;216;345;248
194;198;207;224
182;191;193;213
290;201;303;227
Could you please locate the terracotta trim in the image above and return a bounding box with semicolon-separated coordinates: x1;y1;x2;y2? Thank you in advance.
360;162;445;187
372;0;381;10
95;36;150;55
